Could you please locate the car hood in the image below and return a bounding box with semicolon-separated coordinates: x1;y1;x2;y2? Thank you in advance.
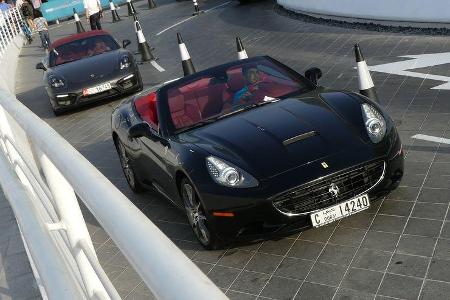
50;50;128;84
180;95;369;179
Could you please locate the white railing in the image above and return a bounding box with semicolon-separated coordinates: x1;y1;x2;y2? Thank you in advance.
0;7;23;59
0;76;227;299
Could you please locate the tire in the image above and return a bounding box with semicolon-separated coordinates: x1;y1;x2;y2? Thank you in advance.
115;138;145;193
180;178;222;250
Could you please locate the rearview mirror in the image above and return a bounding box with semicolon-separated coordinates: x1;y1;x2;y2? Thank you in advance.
36;62;47;71
129;122;156;140
122;39;131;49
305;67;322;85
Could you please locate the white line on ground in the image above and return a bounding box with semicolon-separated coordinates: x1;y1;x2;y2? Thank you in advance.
151;60;165;72
412;134;450;145
156;1;232;36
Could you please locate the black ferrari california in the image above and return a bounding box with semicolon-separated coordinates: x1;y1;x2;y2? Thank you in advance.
36;30;143;115
111;56;404;249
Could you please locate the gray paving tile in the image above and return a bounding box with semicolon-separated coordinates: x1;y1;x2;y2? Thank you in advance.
191;249;226;264
351;248;392;272
370;215;407;233
420;280;450;300
418;188;450;204
295;282;336;300
258;238;294;256
306;262;347;286
434;238;450;260
411;203;448;220
404;218;443;237
299;224;336;243
379;200;414;216
111;267;143;293
388;253;430;278
275;257;313;281
441;222;450;239
208;266;241;289
341;268;383;294
386;187;420;201
361;231;400;252
218;250;253;269
335;288;375;300
339;213;375;230
287;240;324;260
260;276;301;299
318;244;357;267
245;253;282;274
226;290;256;300
329;227;366;247
193;261;213;274
378;273;423;300
428;258;450;282
230;271;271;295
396;235;437;257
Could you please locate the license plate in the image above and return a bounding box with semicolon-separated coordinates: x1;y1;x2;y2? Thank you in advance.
82;82;112;96
310;194;370;228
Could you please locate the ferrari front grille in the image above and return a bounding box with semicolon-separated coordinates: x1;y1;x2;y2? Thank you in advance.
272;160;385;216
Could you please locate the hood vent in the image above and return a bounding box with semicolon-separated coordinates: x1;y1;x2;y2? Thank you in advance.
283;131;316;146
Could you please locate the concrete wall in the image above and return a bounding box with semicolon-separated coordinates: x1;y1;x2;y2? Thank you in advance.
0;35;25;95
277;0;450;24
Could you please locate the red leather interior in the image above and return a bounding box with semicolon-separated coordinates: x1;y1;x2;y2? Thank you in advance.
135;92;158;127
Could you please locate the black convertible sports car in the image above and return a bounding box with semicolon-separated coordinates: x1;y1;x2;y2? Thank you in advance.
111;56;404;249
36;30;143;115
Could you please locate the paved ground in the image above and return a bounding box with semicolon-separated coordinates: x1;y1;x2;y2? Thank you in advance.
0;189;40;300
9;0;450;299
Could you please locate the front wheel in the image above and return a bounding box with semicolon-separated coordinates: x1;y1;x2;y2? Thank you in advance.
181;178;221;249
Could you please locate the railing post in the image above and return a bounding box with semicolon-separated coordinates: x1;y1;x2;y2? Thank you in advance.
3;12;12;43
35;149;109;299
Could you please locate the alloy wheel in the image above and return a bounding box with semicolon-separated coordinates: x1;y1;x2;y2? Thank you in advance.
182;182;210;246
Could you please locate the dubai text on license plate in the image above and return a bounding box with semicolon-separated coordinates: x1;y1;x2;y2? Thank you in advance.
310;194;370;227
83;82;112;96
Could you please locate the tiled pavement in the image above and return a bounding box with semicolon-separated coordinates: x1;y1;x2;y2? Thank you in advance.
7;0;450;299
0;189;40;300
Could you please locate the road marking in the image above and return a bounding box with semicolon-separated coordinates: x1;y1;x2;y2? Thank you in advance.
156;1;232;36
150;60;165;72
412;134;450;145
369;52;450;90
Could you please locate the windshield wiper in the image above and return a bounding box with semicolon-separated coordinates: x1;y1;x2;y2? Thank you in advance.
175;117;221;134
219;97;281;119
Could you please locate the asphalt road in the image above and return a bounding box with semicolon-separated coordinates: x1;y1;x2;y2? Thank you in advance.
14;0;450;299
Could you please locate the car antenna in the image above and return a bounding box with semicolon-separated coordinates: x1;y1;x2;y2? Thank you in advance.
177;33;196;76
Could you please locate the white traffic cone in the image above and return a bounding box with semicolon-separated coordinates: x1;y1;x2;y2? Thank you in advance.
134;16;155;62
192;0;203;16
236;36;248;60
355;43;378;103
148;0;156;9
73;8;85;33
177;33;196;76
109;0;121;22
127;0;137;16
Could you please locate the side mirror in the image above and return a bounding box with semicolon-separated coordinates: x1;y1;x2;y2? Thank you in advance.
305;67;322;85
122;39;131;49
129;122;157;140
36;62;47;71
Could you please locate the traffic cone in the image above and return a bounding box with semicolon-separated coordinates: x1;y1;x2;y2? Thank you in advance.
127;0;137;16
109;0;121;22
236;36;248;60
73;8;85;33
355;44;378;103
56;19;60;24
134;16;155;62
148;0;157;9
177;33;196;76
191;0;203;16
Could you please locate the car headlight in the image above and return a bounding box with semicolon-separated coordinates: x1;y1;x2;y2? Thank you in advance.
120;56;131;69
48;75;65;88
206;156;258;188
361;103;386;143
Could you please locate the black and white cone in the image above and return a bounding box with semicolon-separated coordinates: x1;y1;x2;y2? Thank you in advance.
192;0;203;15
177;33;196;76
73;9;85;33
355;44;378;103
127;0;137;16
236;36;248;60
135;17;155;62
148;0;156;9
109;0;121;22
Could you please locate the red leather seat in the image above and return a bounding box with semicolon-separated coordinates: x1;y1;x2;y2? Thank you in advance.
168;93;202;129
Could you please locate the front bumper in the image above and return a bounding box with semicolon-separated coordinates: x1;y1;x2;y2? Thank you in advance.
196;133;404;242
49;71;142;111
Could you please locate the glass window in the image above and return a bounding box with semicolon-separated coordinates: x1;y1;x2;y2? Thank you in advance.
49;35;119;67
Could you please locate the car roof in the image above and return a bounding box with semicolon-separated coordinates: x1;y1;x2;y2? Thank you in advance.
49;30;113;50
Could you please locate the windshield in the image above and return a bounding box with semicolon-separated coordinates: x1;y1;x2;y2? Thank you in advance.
49;35;119;67
162;57;313;133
